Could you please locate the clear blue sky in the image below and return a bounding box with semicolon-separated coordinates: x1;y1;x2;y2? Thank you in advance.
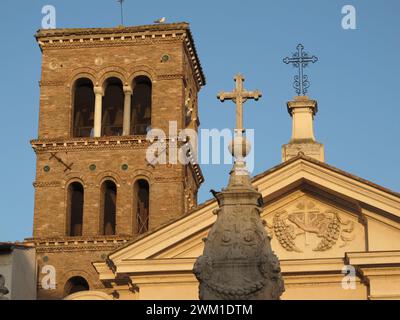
1;0;399;241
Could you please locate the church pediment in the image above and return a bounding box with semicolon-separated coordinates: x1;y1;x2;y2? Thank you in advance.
98;156;400;275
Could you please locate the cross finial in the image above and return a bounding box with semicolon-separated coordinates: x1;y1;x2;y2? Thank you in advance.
217;74;262;135
283;44;318;96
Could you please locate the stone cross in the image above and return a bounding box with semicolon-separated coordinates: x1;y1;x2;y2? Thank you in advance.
217;74;262;135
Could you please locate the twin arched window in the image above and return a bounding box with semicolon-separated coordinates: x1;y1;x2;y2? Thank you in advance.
66;179;150;236
72;76;152;138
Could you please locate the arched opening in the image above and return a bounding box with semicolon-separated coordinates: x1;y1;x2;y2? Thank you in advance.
72;78;95;137
67;182;84;237
100;180;117;235
64;276;89;296
134;179;149;234
131;76;152;135
102;77;124;136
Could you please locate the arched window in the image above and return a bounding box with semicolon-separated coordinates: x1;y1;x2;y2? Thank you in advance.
131;76;152;135
72;78;95;137
64;276;89;296
134;179;149;234
102;77;124;136
67;182;84;237
100;180;117;235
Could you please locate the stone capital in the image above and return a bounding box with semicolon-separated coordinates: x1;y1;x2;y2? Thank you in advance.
93;86;104;96
123;85;133;95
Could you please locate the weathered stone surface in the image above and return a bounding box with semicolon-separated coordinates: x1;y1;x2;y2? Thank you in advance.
281;96;324;162
194;161;285;300
194;75;284;300
0;275;9;299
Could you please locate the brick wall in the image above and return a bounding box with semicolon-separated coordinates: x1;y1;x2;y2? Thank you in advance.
32;24;204;299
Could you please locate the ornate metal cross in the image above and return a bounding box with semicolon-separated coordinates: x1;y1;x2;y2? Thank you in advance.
283;44;318;96
217;74;262;135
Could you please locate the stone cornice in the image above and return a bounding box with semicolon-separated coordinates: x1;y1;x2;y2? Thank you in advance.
345;251;400;266
184;142;204;186
94;257;349;281
39;38;181;50
254;157;400;217
253;154;400;200
30;235;131;253
30;136;205;186
31;136;151;153
39;80;66;87
157;74;184;81
35;22;205;88
36;22;190;38
33;181;61;188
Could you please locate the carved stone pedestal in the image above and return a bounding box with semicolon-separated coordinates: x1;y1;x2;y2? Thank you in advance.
194;162;285;300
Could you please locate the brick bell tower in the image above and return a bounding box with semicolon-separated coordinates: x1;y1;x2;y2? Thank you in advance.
31;23;205;299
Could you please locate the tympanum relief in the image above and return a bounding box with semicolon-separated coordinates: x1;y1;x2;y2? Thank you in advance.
265;197;363;259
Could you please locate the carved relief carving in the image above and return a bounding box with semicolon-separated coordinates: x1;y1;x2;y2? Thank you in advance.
194;192;284;300
272;201;355;252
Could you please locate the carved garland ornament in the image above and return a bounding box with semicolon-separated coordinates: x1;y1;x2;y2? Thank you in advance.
271;201;355;252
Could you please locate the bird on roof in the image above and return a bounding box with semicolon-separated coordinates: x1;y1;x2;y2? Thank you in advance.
154;17;166;24
257;195;264;207
210;189;221;205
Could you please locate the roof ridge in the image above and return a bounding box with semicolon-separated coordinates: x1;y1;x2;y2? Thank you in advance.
35;22;190;37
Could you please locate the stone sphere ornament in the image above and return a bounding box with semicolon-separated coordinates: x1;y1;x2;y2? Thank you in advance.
228;135;251;159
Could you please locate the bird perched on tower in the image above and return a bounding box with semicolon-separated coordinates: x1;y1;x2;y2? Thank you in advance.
154;17;166;24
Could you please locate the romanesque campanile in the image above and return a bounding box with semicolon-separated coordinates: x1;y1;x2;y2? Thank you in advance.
31;23;205;299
